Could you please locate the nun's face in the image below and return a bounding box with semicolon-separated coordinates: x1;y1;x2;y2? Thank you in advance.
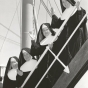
62;0;71;8
22;50;32;61
42;27;51;37
11;58;18;69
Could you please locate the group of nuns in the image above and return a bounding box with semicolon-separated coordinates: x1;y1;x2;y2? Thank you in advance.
3;0;88;88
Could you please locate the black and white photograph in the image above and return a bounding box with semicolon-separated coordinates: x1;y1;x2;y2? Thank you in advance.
0;0;88;88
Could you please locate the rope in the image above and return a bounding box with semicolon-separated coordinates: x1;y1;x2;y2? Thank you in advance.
35;12;88;88
16;0;20;29
0;35;20;46
37;0;42;19
54;0;62;15
21;4;78;88
0;23;20;38
41;0;52;17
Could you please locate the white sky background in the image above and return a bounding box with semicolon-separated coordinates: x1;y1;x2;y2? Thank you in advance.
0;0;88;66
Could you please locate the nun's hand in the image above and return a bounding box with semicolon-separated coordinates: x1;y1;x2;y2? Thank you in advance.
75;1;81;10
17;69;23;76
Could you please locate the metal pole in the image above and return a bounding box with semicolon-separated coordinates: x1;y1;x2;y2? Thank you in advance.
21;0;33;49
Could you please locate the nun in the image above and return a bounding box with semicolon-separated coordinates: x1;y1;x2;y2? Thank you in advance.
3;56;19;88
16;48;37;88
30;0;88;86
51;0;88;62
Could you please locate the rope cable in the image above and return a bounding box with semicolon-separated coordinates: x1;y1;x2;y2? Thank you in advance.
41;0;52;17
33;0;39;41
46;0;48;22
54;0;62;15
48;0;52;7
0;35;20;46
37;0;42;19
